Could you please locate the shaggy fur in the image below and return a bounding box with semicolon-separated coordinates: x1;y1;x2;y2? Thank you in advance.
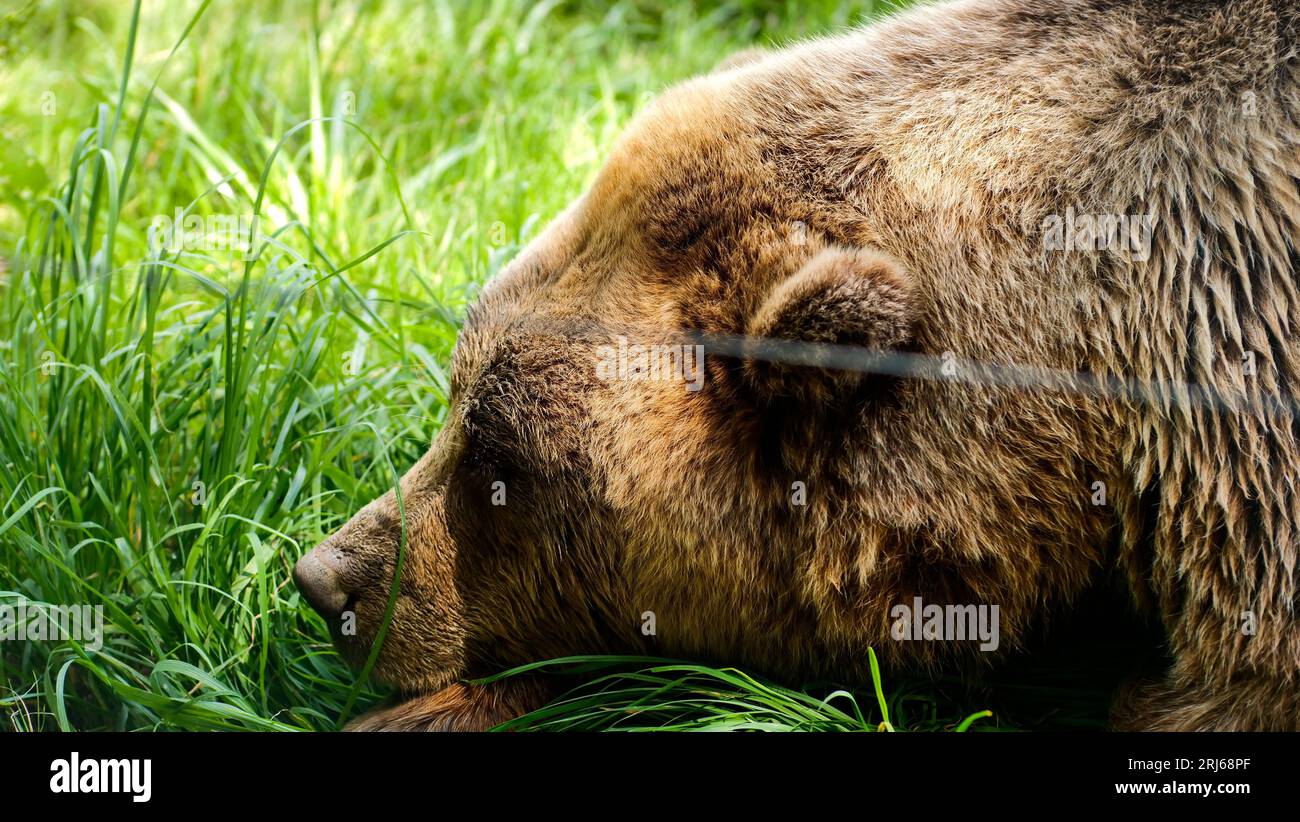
299;0;1300;730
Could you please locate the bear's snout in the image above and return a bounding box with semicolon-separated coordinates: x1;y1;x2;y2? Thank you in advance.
293;544;349;619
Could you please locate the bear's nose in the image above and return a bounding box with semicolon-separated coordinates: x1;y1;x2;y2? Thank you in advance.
293;546;348;619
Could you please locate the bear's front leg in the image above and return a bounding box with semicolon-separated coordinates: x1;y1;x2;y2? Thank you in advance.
345;677;551;731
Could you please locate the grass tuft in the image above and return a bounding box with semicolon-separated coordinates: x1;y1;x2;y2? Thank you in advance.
480;654;996;732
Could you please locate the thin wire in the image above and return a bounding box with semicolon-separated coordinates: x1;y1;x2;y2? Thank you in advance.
470;311;1293;420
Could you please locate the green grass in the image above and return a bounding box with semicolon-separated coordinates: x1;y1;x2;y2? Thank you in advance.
479;652;995;732
0;0;1115;732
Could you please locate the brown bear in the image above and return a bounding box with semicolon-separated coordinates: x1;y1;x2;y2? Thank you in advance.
293;0;1300;731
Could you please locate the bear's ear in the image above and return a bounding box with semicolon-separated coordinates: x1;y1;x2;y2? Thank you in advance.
742;246;915;406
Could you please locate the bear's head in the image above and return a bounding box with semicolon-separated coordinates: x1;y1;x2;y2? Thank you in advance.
293;56;1114;702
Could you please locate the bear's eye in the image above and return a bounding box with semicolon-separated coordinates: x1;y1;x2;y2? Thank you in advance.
444;427;536;535
458;400;529;486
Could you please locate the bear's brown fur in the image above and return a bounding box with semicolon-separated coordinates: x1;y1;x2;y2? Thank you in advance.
295;0;1300;730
